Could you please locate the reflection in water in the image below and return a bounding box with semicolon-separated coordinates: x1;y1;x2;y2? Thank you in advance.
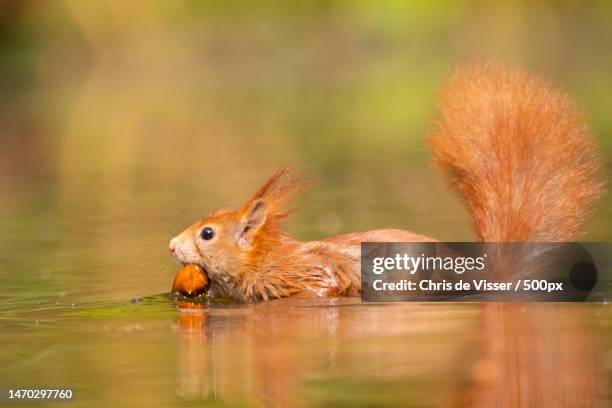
463;304;604;408
175;304;212;400
175;300;606;407
175;298;478;407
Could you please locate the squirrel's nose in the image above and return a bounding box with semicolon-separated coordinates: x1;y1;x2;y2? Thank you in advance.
169;237;179;253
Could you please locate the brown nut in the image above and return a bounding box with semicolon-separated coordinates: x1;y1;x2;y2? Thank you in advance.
171;264;209;297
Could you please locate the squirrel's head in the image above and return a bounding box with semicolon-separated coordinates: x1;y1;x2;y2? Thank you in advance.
169;168;306;291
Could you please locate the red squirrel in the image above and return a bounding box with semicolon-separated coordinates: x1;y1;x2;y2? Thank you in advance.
169;62;605;302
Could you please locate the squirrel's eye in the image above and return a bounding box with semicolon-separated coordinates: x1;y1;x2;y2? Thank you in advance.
200;227;215;240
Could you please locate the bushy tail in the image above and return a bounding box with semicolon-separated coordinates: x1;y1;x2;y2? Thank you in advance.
429;62;605;241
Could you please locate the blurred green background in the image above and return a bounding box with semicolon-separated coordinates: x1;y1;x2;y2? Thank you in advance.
1;0;611;320
1;1;611;407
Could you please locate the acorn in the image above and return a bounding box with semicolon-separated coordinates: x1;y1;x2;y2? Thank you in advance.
172;264;210;297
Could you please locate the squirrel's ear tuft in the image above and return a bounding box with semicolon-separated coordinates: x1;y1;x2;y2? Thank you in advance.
239;166;309;223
